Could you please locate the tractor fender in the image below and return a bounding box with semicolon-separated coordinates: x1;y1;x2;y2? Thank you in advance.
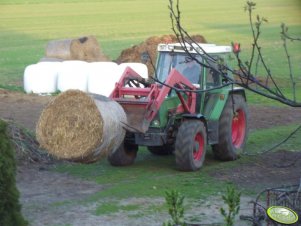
181;113;209;142
229;87;247;101
182;113;207;126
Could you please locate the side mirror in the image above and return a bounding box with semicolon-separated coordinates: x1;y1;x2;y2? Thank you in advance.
140;52;150;64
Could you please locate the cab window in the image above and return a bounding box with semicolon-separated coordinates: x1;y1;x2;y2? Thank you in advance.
206;69;221;88
156;52;202;85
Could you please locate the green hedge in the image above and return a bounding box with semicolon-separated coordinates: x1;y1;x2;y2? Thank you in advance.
0;120;28;226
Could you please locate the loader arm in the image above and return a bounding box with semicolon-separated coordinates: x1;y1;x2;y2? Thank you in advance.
110;67;197;133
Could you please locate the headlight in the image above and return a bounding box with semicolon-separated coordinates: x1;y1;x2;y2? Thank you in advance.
152;119;160;127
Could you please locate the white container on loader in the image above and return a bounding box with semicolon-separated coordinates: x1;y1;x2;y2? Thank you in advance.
57;61;88;92
24;62;60;94
87;62;119;96
118;63;148;79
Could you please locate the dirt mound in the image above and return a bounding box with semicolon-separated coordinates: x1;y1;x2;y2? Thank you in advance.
116;34;206;76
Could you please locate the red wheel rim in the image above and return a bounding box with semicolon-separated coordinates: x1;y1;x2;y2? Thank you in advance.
232;109;246;148
193;133;204;161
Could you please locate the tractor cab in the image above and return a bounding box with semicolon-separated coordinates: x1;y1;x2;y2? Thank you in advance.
155;43;232;89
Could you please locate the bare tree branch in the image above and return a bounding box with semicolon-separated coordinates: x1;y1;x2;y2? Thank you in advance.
281;23;297;101
167;0;301;107
281;23;301;41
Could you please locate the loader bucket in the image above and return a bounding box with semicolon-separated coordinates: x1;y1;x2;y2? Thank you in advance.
118;101;151;133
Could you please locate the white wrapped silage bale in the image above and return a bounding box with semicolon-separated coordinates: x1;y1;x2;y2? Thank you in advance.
87;62;119;96
24;64;37;93
57;61;88;92
23;62;60;94
118;63;148;79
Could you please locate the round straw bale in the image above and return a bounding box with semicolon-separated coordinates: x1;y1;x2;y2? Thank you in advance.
46;39;74;60
36;90;126;163
45;36;109;62
71;36;109;62
39;57;63;62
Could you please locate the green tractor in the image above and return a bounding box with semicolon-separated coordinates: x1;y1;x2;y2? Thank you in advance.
109;43;248;171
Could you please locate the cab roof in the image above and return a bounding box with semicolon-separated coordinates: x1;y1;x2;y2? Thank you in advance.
157;43;232;54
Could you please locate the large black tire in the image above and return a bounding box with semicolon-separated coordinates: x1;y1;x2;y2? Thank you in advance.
147;145;174;155
212;94;249;161
107;142;138;166
175;120;207;171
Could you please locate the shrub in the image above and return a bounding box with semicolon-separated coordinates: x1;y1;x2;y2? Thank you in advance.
220;185;241;226
0;119;28;226
163;189;186;226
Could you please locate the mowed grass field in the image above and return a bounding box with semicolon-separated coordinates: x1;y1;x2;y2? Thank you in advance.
0;0;300;88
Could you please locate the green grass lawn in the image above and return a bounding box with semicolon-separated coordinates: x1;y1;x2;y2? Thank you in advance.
56;147;238;201
55;123;301;201
49;123;301;225
0;0;300;87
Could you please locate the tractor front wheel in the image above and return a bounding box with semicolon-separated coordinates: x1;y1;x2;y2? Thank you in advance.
107;142;138;166
175;120;207;171
212;94;248;160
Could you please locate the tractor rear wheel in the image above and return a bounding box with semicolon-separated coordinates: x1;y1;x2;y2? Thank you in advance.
147;145;174;155
175;120;206;171
107;142;138;166
212;94;248;160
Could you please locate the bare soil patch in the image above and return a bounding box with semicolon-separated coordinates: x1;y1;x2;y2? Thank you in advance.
0;89;52;131
248;105;301;131
211;150;301;190
1;89;300;132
